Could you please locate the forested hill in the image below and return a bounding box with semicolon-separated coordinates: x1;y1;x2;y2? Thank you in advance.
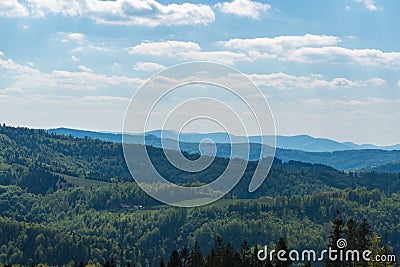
364;161;400;173
0;124;400;266
1;124;400;198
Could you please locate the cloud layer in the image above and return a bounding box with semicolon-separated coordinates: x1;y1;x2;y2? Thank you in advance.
0;0;215;26
215;0;270;19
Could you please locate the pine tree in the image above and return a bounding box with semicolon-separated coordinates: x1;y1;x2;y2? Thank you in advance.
188;241;204;267
325;211;345;267
180;245;190;267
220;242;238;267
253;244;268;267
357;219;372;267
213;236;224;264
357;219;372;252
274;237;292;267
205;249;218;267
345;219;357;267
239;241;252;267
168;250;182;267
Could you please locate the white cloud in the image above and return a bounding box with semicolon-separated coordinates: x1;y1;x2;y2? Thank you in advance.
332;99;366;106
73;44;110;53
133;62;166;72
284;46;400;66
219;34;341;60
78;65;93;72
354;0;380;11
128;40;250;65
333;97;399;107
83;95;130;102
67;33;85;42
18;24;30;30
214;0;270;19
397;80;400;87
220;34;340;51
0;51;4;57
25;0;81;17
0;55;143;93
363;77;386;86
178;51;251;65
58;32;110;52
70;56;80;62
0;57;39;74
219;34;400;67
128;40;201;56
4;0;215;26
300;98;325;107
0;0;29;18
246;72;367;90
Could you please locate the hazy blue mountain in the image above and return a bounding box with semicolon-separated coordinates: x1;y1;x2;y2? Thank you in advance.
154;131;400;152
46;128;400;171
274;135;351;152
48;128;400;152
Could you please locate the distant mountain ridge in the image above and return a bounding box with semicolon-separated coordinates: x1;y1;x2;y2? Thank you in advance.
48;128;400;152
46;128;400;171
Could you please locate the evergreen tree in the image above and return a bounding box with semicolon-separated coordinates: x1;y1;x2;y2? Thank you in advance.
356;219;372;267
239;241;252;267
167;250;182;267
274;237;292;267
205;249;218;267
345;219;357;267
325;211;345;267
357;219;372;252
220;242;237;267
180;246;190;267
188;241;204;267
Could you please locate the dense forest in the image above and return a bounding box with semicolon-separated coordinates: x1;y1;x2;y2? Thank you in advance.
0;124;399;266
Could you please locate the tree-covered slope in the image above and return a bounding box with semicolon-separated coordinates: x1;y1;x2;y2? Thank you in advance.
2;124;400;198
0;125;400;266
0;185;399;266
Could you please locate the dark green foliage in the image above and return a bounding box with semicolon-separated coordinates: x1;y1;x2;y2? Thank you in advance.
274;238;292;267
2;124;400;199
167;250;181;267
188;241;203;267
238;241;252;267
180;246;189;267
0;183;400;266
0;125;399;266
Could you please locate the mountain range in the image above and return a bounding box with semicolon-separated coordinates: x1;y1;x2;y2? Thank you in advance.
47;128;400;171
48;128;400;152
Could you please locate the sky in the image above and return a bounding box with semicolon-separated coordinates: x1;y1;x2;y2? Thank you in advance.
0;0;399;145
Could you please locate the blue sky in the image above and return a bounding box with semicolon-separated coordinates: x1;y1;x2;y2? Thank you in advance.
0;0;399;145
